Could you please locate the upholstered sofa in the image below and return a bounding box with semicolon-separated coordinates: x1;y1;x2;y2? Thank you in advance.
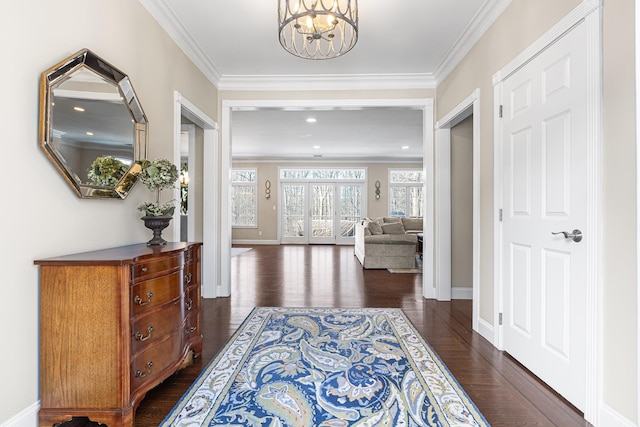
354;217;423;269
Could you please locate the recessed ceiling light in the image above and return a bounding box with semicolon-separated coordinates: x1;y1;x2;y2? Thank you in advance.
74;106;85;112
401;145;410;150
313;145;321;149
306;117;317;123
86;132;94;136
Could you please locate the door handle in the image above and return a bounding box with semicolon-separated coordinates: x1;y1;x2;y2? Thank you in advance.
551;229;583;243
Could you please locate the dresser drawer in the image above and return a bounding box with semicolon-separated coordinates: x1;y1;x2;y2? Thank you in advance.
130;332;183;393
184;245;199;264
183;311;200;341
184;285;199;314
183;261;200;287
131;300;182;356
130;271;182;317
131;254;182;283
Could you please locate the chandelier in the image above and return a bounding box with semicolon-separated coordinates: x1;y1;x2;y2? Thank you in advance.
278;0;358;60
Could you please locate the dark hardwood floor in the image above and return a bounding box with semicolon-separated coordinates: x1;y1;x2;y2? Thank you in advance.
133;244;588;426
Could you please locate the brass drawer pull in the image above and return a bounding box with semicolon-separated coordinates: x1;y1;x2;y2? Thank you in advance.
134;292;153;306
186;299;193;311
185;273;192;284
134;361;153;378
185;326;196;334
134;326;154;342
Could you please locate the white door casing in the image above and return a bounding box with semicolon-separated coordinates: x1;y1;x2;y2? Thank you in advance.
434;90;481;331
180;124;196;241
494;4;602;420
173;92;219;298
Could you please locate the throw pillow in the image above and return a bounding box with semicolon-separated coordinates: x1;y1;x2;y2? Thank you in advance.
401;217;423;231
368;221;383;235
381;222;406;234
383;217;402;224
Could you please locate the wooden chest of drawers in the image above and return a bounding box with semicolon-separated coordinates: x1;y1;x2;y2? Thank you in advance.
35;242;203;427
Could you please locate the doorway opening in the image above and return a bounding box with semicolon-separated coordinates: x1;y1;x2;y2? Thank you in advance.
172;91;218;298
221;99;434;299
435;89;483;333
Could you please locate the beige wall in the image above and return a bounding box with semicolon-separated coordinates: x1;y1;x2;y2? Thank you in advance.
436;0;581;325
450;116;473;288
437;0;637;421
0;0;217;423
601;0;637;420
231;162;422;242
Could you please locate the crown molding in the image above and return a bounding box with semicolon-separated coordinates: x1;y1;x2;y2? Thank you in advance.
138;0;222;86
232;157;424;164
140;0;508;91
217;73;436;91
434;0;513;83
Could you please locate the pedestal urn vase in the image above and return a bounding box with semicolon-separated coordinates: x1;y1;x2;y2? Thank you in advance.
141;215;172;246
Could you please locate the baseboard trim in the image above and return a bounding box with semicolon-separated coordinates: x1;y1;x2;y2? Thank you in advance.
476;316;495;345
232;239;280;245
599;403;637;427
452;286;473;300
1;401;39;427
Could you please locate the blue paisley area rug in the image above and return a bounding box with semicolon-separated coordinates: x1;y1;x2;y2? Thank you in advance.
161;307;489;427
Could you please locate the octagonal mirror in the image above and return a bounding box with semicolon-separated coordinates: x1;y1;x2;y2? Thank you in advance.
39;49;148;198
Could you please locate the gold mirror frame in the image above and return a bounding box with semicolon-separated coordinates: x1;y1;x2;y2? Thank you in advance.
39;49;148;198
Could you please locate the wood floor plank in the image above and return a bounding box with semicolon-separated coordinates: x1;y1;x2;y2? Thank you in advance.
125;245;588;426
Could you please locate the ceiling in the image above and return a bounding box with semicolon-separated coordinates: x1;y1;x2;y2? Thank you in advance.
141;0;509;161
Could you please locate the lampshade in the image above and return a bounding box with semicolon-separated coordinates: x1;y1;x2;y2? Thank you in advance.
278;0;358;60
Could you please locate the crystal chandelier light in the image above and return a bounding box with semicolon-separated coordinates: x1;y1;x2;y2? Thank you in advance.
278;0;358;60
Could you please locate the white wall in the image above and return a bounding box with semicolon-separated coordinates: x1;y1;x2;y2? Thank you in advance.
0;1;217;423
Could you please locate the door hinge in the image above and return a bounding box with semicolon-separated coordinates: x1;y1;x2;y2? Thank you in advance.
499;313;503;325
499;208;503;222
499;105;503;118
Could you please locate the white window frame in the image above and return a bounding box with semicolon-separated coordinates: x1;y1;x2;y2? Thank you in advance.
231;168;258;228
388;168;424;217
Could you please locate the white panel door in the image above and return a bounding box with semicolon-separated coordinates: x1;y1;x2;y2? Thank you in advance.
501;23;588;410
281;184;306;243
309;183;335;244
336;184;363;244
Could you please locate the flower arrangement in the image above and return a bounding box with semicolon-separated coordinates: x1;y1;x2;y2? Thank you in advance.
137;158;179;217
87;156;128;186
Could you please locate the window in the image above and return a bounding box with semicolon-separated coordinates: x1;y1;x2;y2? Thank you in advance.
231;169;257;227
280;168;366;180
389;169;424;217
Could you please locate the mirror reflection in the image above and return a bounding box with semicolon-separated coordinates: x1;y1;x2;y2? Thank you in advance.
39;49;148;198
